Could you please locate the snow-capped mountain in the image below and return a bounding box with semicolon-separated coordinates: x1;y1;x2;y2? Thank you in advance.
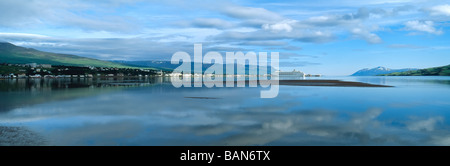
351;66;418;76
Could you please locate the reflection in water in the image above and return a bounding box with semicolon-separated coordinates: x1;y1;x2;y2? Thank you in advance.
354;76;387;85
0;76;449;145
352;76;450;86
0;77;174;92
0;126;46;146
0;77;172;112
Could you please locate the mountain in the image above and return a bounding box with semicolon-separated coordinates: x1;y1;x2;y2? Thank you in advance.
113;60;275;74
351;66;418;76
0;42;135;68
378;64;450;76
111;60;179;71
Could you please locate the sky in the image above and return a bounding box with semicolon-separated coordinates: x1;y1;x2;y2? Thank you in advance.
0;0;449;75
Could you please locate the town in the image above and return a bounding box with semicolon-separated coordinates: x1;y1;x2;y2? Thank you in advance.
0;63;162;79
1;62;321;79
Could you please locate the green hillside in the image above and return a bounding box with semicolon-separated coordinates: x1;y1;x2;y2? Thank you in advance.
0;42;139;68
378;64;450;76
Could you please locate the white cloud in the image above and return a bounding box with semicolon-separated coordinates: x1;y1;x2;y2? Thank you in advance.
406;117;443;131
0;33;50;39
431;136;450;146
213;29;334;43
404;20;443;35
301;7;390;28
0;0;140;32
351;28;382;44
239;41;288;46
262;20;297;32
426;4;450;16
1;1;444;62
0;0;45;27
0;33;197;61
222;5;284;22
188;18;234;29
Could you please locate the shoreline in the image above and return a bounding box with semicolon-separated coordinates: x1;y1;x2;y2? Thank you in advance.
277;80;392;87
199;79;393;87
0;75;162;80
1;77;393;87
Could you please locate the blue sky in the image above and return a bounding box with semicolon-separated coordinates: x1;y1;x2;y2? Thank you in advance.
0;0;449;75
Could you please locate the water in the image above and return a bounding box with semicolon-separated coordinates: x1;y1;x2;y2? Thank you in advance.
0;76;449;145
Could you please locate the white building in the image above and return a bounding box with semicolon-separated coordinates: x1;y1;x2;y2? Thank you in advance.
156;70;164;76
167;72;182;77
27;63;37;68
40;64;52;68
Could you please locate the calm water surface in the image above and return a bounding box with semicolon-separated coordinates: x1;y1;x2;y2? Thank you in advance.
1;76;449;145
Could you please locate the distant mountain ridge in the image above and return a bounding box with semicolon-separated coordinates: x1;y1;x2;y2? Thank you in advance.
112;60;275;74
378;64;450;76
111;60;181;71
351;66;418;76
0;42;136;68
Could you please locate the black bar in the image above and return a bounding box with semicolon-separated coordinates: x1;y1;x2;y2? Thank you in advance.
0;146;448;164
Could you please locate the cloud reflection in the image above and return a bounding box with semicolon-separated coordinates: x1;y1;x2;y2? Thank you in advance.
0;79;449;145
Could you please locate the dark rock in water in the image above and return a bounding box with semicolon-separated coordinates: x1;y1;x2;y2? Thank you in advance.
277;80;392;87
